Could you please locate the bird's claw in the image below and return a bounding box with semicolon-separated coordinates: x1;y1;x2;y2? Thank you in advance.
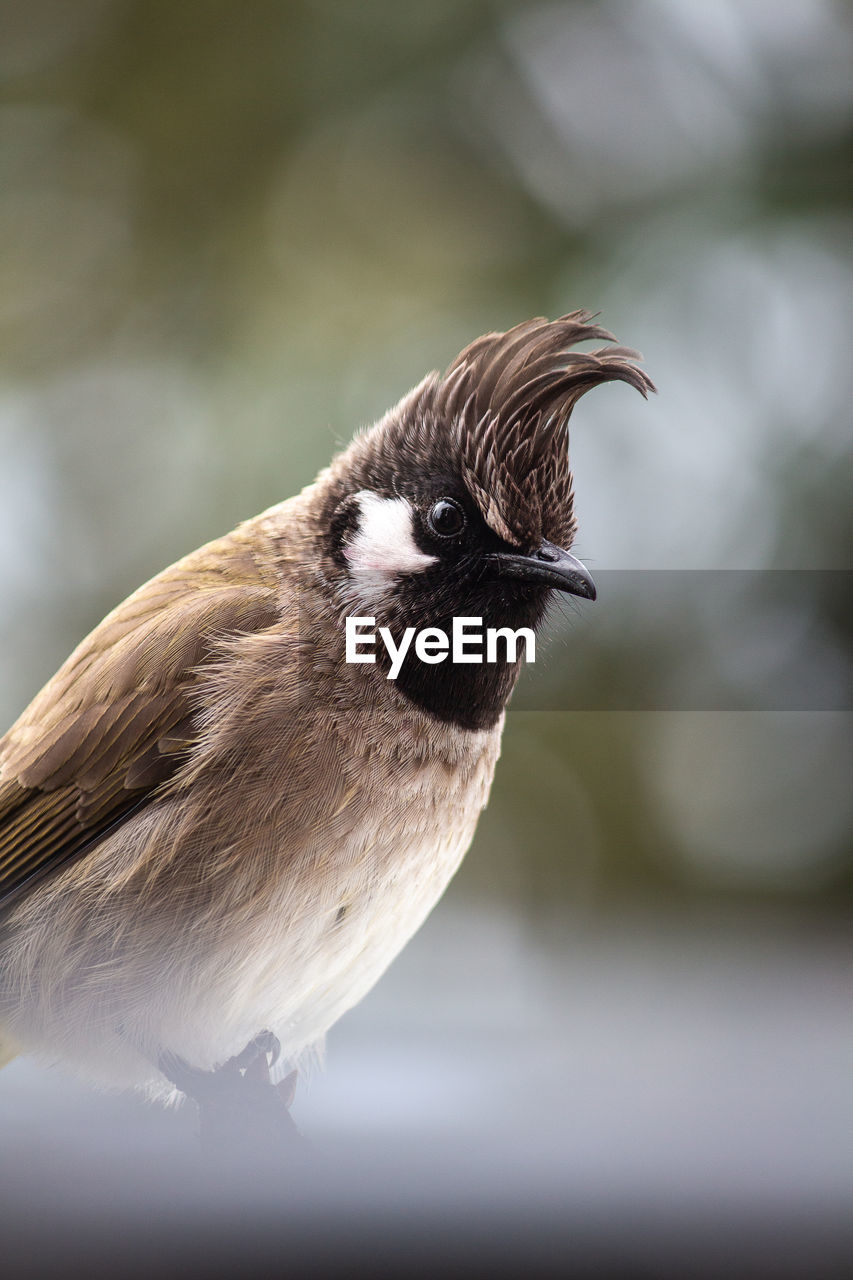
159;1048;220;1100
159;1028;282;1093
226;1028;281;1073
158;1029;301;1156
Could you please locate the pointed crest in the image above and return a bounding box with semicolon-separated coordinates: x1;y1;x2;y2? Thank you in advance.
435;311;655;549
340;311;655;554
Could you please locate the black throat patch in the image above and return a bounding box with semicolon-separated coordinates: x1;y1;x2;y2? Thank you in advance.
371;584;549;732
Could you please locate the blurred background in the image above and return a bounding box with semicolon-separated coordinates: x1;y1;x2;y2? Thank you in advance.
1;1;851;1276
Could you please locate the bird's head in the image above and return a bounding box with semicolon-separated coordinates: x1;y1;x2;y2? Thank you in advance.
316;312;655;730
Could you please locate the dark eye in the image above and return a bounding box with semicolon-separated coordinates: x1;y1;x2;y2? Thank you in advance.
427;498;466;538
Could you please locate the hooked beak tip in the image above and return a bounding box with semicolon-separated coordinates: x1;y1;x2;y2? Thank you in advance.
488;542;597;600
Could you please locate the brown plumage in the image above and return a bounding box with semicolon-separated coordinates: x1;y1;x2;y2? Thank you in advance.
0;531;280;908
358;311;654;550
0;313;653;1110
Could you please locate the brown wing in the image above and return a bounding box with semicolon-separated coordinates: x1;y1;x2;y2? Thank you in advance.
0;528;280;910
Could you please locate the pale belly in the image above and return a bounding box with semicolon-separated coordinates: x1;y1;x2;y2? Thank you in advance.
1;738;496;1097
226;819;479;1067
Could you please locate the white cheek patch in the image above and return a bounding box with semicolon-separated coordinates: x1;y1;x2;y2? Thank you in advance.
343;490;437;606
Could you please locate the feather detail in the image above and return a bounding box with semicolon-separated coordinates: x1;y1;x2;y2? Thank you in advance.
440;312;655;548
342;312;654;552
0;528;280;910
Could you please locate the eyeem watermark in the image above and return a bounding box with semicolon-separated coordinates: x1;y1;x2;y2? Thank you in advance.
345;616;535;680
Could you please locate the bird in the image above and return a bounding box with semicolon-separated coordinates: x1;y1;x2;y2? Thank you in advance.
0;313;653;1140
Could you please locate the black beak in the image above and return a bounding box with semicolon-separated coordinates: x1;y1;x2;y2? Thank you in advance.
487;541;597;601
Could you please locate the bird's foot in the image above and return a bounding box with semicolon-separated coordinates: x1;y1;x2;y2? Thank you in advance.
159;1029;301;1157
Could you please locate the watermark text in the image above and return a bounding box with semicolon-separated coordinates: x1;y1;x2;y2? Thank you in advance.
345;616;535;679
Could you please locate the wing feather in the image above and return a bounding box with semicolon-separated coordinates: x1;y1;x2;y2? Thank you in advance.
0;528;281;909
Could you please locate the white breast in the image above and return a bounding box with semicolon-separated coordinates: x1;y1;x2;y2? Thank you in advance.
148;754;497;1090
256;822;477;1061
